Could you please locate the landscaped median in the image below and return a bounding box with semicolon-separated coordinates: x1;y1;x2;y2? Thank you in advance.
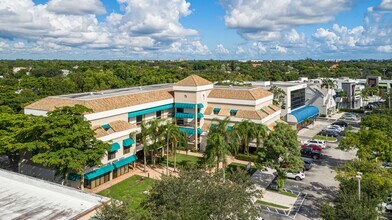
255;190;297;211
256;200;290;210
313;135;337;142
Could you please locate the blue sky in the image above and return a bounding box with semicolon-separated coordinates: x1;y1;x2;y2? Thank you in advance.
0;0;391;60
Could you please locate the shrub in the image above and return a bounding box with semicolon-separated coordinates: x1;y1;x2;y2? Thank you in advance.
236;153;258;162
338;108;364;113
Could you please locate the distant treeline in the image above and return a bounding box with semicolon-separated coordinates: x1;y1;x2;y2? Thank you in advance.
0;59;391;113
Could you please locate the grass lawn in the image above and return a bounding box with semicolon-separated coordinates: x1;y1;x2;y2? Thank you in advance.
267;189;297;198
313;135;337;142
159;153;203;169
227;162;257;176
256;200;290;210
98;175;155;212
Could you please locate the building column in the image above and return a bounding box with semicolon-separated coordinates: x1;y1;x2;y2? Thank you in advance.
195;104;198;151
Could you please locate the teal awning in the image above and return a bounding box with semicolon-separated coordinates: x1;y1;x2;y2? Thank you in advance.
174;103;204;109
67;173;81;181
123;138;135;147
128;104;173;118
227;126;233;131
109;143;120;152
179;127;203;135
84;164;114;180
213;108;221;111
101;124;110;130
113;155;138;169
174;112;204;119
230;109;238;113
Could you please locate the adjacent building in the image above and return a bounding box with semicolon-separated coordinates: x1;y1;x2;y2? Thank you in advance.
0;169;110;220
24;75;282;189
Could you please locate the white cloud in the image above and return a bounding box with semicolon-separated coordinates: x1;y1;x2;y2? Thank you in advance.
374;0;392;11
235;46;245;54
252;42;267;54
215;44;229;54
0;0;200;56
221;0;353;40
13;42;25;49
377;45;392;53
47;0;106;15
275;45;288;53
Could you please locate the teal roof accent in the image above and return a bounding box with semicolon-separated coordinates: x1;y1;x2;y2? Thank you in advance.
109;143;120;152
213;108;221;111
101;124;110;130
84;164;114;180
67;173;80;181
230;109;238;113
179;127;203;135
227;126;233;131
113;155;138;168
128;104;173;118
290;106;319;123
174;112;204;119
123;138;135;147
174;103;204;109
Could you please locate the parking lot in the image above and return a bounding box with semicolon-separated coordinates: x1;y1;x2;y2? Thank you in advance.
291;118;357;220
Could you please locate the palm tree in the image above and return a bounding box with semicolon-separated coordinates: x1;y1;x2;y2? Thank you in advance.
204;132;230;182
146;119;165;168
254;123;268;150
160;121;183;174
321;79;335;89
140;121;150;172
209;117;240;156
269;85;286;108
235;120;258;155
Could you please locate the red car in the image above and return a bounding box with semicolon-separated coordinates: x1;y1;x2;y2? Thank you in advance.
301;144;322;152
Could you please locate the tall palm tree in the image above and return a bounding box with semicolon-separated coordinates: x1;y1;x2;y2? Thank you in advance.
204;132;230;182
235;120;258;155
209;117;240;155
140;121;149;172
254;123;268;150
146;119;165;168
160;121;183;175
269;85;286;108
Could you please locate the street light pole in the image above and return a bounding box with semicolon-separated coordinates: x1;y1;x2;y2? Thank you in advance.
356;172;362;201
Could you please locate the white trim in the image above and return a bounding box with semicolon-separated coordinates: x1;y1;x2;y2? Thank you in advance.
84;99;174;121
204;115;261;124
98;128;140;142
24;109;48;116
207;98;256;106
261;110;282;123
173;84;213;92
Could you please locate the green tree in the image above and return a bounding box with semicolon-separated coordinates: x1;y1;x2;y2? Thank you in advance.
257;123;302;191
269;85;286;108
141;169;258;220
204;132;231;182
145;119;166;167
235;120;266;155
0;113;47;171
31;105;109;190
95;201;133;220
321;79;336;89
140;121;150;172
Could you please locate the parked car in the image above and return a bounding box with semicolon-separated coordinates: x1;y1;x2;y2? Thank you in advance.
342;115;358;120
285;170;306;181
318;130;340;138
323;128;343;135
301;144;322;152
381;162;391;169
302;158;313;171
304;139;327;149
301;147;322;159
332;121;348;128
327;125;345;132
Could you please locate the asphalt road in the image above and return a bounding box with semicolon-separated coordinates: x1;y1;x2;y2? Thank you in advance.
292;120;357;220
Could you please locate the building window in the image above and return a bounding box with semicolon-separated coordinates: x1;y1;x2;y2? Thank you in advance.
177;108;184;113
108;151;116;160
290;89;305;110
136;115;143;126
156;110;162;119
230;110;237;116
123;146;131;154
113;165;129;179
213;108;221;115
136;133;142;146
84;172;111;189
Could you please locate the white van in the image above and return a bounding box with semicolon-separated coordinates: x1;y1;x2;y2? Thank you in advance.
305;139;327;149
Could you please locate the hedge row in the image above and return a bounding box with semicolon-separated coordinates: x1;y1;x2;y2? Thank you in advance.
338;108;365;114
236;153;258;162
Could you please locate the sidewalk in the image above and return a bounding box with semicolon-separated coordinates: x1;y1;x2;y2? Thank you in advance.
260;190;297;208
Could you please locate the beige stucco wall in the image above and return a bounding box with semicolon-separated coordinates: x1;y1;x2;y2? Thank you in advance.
100;134;136;164
206;102;256;111
90;113;128;127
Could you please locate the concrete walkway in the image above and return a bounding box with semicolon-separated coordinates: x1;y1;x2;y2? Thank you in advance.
260;191;297;208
